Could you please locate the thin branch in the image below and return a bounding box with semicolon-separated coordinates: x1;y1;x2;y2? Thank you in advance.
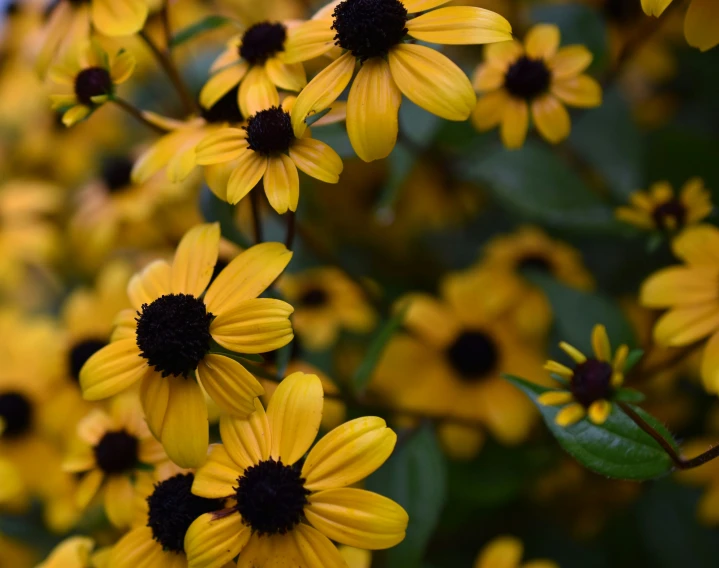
250;188;264;244
112;98;168;134
284;210;296;251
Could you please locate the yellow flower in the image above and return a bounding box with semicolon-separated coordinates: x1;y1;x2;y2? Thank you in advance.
538;324;629;427
185;372;408;567
62;395;170;528
79;224;294;467
478;226;594;339
48;42;136;127
196;102;344;214
371;269;545;458
474;536;558;568
472;23;602;149
200;22;307;118
642;0;719;52
278;267;377;351
615;178;712;233
282;0;513;162
37;536;103;568
640;224;719;394
0;457;23;506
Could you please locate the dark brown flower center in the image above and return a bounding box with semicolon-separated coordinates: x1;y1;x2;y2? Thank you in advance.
93;430;139;474
332;0;408;61
299;288;328;307
245;107;295;156
652;199;687;231
240;22;287;65
570;358;614;407
0;391;32;438
74;67;112;106
200;85;244;124
446;331;499;381
504;56;551;100
100;157;134;193
69;338;108;382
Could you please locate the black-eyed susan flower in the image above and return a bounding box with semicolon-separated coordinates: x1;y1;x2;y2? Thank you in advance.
472;24;602;149
371;269;546;459
200;19;306;118
63;395;170;528
538;324;629;427
642;0;718;52
278;267;377;351
615;178;712;233
80;223;294;467
48;42;136;127
282;0;512;162
184;372;408;567
474;536;558;568
478;226;594;339
641;224;719;394
196;102;343;213
109;470;226;568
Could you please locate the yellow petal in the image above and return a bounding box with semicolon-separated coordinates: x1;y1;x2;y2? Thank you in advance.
267;372;323;465
76;469;104;509
685;0;719;51
195;129;248;165
525;24;560;59
588;400;612;425
110;50;136;84
401;0;452;12
219;398;272;470
292;524;348;568
549;45;593;79
200;63;248;109
552;75;602;108
104;475;134;528
109;527;166;568
127;259;172;311
558;341;587;363
347;57;401;162
205;243;292;315
265;58;307;92
291;52;355;138
531;94;570;144
38;536;95;568
210;298;294;354
171;223;220;297
472;64;505;92
701;331;719;393
471;89;510;130
185;512;250;568
475;536;523;568
263;154;300;214
305;488;408;550
239;66;280;118
484;40;524;71
653;304;719;346
289;137;343;183
500;98;529;149
92;0;148;37
388;44;475;121
400;293;460;348
196;354;264;418
641;0;674;17
537;391;574;406
282;19;336;64
80;339;148;400
302;417;396;491
192;444;242;499
555;403;586;427
591;324;611;361
227;151;268;205
203;161;234;201
160;376;209;468
406;7;512;45
62;105;91;127
236;533;301;567
673;224;719;264
139;374;169;440
339;546;371;568
640;266;719;307
543;361;573;378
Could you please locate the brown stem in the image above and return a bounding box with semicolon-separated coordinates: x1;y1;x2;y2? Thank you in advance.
112;98;168;134
285;210;296;251
250;188;263;244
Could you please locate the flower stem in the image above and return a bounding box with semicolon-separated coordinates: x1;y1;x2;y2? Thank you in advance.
112;98;168;134
250;189;263;244
284;210;296;251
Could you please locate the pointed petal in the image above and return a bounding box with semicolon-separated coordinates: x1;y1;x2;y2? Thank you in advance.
471;89;510;130
160;376;209;468
289;137;343;183
128;259;172;311
654;304;719;346
549;45;593;79
537;391;574;406
196;354;264;418
109;527;166;568
525;24;560;59
641;0;673;16
640;266;719;307
76;469;104;509
227;152;268;205
63;105;91;127
591;324;611;361
219;398;272;470
196;129;248;165
293;524;347;568
80;340;148;400
406;7;512;45
200;63;248;109
170;223;220;297
239;66;280;118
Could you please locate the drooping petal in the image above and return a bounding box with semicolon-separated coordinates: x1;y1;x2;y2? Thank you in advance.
305;488;408;550
302;417;396;491
205;243;292;314
471;90;510;130
282;19;336;64
405;7;512;45
552;75;602;108
210;298;294;354
500;98;529;149
171;223;220;297
641;0;673;17
684;0;719;51
38;536;95;568
196;354;264;418
531;94;571;144
80;340;148;400
266;372;323;465
192;444;242;499
199;63;249;109
75;469;104;509
160;376;209;468
127;259;172;311
109;527;166;568
219;398;271;471
524;24;560;60
346;58;402;163
265;58;307;92
292;524;347;568
388;44;476;121
291;52;355;138
289;137;343;183
104;475;135;528
185;512;250;568
139;374;169;440
92;0;148;37
239;66;280;118
263;154;300;214
227;152;268;205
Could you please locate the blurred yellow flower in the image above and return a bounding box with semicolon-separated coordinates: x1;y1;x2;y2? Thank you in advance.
474;535;558;568
642;0;719;51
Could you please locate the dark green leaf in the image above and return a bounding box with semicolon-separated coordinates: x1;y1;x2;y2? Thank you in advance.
352;306;407;394
528;272;637;352
366;424;447;567
304;107;332;127
505;375;675;480
624;349;645;372
170;16;233;48
615;388;646;403
199;185;252;249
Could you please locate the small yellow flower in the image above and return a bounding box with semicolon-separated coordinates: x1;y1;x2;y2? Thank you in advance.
616;178;712;233
472;23;602;149
200;21;307;118
283;0;513;162
196;102;344;214
79;224;295;467
474;535;558;568
538;324;629;427
48;42;136;127
642;0;719;52
185;372;408;567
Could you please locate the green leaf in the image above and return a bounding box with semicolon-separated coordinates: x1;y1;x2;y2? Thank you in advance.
352;306;407;395
170;16;233;48
304;107;332;127
615;388;646;403
366;424;447;567
624;348;645;373
199;185;252;249
456;141;618;233
208;346;265;365
528;272;637;353
505;375;675;480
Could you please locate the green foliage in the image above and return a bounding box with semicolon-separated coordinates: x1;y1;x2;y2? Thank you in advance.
199;185;252;248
